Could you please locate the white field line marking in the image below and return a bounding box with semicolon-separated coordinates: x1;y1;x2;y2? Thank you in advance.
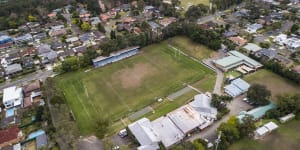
77;81;101;114
70;83;92;120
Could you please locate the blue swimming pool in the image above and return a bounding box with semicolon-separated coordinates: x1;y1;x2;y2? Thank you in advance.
27;130;45;140
5;108;14;118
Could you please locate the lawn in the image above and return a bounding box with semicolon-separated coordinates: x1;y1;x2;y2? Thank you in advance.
180;0;210;10
229;119;300;150
55;42;214;135
165;36;217;60
244;69;300;102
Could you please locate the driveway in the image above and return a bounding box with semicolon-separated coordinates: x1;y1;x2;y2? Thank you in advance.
187;94;252;142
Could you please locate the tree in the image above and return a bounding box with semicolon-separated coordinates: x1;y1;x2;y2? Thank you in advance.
28;15;37;22
110;30;116;39
218;122;240;144
97;23;106;33
259;42;271;48
185;4;209;21
94;118;110;139
81;22;92;31
171;141;198;150
238;115;256;138
61;57;79;72
137;0;145;11
247;84;271;106
290;24;299;33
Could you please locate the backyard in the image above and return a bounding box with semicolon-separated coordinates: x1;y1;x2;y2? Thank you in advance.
55;40;215;135
229;119;300;150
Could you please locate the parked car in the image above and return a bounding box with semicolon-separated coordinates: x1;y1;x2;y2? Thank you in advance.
118;129;128;138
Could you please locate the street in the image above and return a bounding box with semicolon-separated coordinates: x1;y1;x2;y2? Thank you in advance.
0;69;53;91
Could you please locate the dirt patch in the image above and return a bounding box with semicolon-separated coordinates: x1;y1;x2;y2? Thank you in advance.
77;136;104;150
112;63;157;89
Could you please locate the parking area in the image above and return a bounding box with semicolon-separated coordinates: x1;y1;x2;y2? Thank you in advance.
77;136;104;150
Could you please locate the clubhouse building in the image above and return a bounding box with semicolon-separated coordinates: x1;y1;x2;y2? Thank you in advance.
213;50;263;72
128;93;217;149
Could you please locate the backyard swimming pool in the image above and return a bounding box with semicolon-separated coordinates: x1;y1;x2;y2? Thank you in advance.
28;130;45;140
5;108;14;118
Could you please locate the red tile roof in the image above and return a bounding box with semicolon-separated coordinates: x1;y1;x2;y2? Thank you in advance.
0;127;20;145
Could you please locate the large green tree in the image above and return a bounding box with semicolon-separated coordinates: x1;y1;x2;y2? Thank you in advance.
247;84;271;106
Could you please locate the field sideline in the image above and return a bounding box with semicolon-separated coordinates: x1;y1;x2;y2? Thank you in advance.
55;41;215;135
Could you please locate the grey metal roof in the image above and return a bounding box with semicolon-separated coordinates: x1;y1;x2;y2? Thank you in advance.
255;49;277;59
5;64;22;75
36;133;47;149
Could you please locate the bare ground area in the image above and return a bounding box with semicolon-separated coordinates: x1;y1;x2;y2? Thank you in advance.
112;63;157;89
77;136;104;150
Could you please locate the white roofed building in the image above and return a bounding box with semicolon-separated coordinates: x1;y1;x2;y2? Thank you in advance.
189;93;217;120
3;86;23;108
151;117;184;148
167;105;206;134
254;122;278;139
128;118;160;150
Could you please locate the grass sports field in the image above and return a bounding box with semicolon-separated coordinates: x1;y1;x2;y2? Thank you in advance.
244;69;300;102
180;0;210;10
229;119;300;150
55;41;214;135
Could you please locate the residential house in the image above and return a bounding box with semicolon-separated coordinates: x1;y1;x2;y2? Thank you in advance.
285;37;300;50
274;34;287;45
243;43;262;53
90;17;101;27
51;41;66;50
57;49;75;61
100;14;110;22
6;52;21;64
228;36;248;47
0;35;13;49
22;57;35;69
255;48;277;59
19;47;36;57
1;58;9;68
159;17;176;27
3;86;23;108
79;33;93;46
148;21;162;39
274;55;293;67
245;23;263;33
293;65;300;73
33;32;48;42
73;45;87;54
14;34;33;46
23;80;42;108
5;64;23;76
120;4;131;11
0;127;23;148
66;37;81;48
48;25;66;37
48;12;57;19
93;31;107;42
223;31;238;37
37;44;58;64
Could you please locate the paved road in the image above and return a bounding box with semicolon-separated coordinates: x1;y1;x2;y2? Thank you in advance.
188;94;252;142
0;70;53;91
